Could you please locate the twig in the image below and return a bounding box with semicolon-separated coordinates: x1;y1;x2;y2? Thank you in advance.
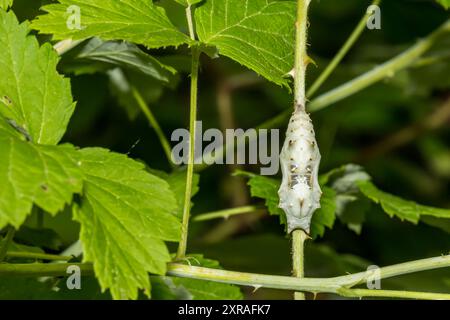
132;87;175;167
0;226;15;262
193;205;263;222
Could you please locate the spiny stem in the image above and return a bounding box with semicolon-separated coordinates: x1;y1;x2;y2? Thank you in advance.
291;0;312;300
0;226;15;262
307;0;381;97
337;288;450;300
193;205;263;222
6;251;73;261
132;87;174;168
177;6;200;259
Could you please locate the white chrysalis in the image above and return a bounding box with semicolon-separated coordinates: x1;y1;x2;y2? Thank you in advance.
278;104;322;234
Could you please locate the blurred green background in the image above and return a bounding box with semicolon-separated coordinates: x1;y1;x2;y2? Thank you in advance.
7;0;450;299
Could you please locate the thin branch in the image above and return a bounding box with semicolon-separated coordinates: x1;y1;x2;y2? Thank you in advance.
53;39;82;55
0;226;16;262
177;6;200;259
338;288;450;300
195;19;450;172
358;96;450;161
0;255;449;299
307;0;382;97
193;205;263;222
291;0;312;301
6;251;73;261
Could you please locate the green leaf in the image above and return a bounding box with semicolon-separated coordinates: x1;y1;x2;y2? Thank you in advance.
358;180;450;224
0;119;83;229
73;148;181;300
31;0;191;49
195;0;296;87
436;0;450;9
61;38;177;85
0;10;75;145
153;255;243;300
0;0;12;10
310;187;336;239
108;69;165;120
173;0;203;6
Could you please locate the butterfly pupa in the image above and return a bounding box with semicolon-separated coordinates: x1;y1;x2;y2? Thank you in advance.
278;104;322;234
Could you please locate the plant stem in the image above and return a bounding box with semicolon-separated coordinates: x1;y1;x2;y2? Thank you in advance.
132;87;174;167
1;255;449;299
53;39;82;55
195;19;450;172
6;251;73;261
308;19;450;112
290;0;311;300
177;6;200;259
0;226;15;262
307;0;381;97
292;230;309;300
193;205;263;222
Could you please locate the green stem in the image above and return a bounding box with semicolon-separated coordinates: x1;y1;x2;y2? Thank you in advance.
307;0;381;97
292;230;308;299
195;19;450;172
6;251;73;261
337;288;450;300
0;226;15;262
132;87;174;168
186;5;196;40
193;205;263;222
177;4;200;258
0;255;449;299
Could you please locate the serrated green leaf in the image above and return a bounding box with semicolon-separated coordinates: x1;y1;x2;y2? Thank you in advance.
61;38;177;84
73;148;181;300
173;0;203;6
0;0;12;10
358;180;450;224
154;255;243;300
0;10;75;145
310;187;336;239
31;0;191;49
436;0;450;9
195;0;296;87
0;119;83;229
